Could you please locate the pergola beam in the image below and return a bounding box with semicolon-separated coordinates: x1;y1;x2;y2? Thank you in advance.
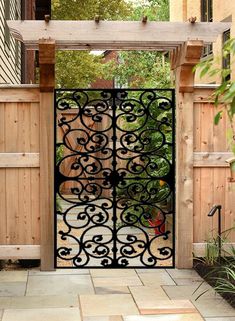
7;20;231;51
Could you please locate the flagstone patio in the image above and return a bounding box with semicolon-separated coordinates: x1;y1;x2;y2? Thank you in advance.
0;268;234;321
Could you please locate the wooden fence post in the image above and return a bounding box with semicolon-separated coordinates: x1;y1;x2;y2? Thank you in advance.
171;41;203;268
39;39;55;271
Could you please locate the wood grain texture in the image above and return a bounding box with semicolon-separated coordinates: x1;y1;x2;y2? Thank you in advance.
0;103;6;244
0;245;40;259
0;153;39;167
175;41;203;268
0;88;40;102
193;243;235;257
176;92;194;268
40;92;55;271
0;91;40;248
225;174;235;241
39;40;55;271
193;90;235;245
7;20;231;50
193;152;232;167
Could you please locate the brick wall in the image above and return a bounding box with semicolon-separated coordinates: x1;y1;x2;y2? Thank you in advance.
91;51;118;89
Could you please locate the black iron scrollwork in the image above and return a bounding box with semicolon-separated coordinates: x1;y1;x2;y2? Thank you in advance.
55;89;175;268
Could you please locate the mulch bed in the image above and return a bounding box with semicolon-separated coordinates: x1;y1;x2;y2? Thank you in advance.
194;258;235;308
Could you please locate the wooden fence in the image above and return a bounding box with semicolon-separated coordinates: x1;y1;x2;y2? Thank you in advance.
193;86;235;255
0;84;234;263
0;85;40;259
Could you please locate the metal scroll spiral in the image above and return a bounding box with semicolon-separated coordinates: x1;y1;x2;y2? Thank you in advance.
55;89;175;268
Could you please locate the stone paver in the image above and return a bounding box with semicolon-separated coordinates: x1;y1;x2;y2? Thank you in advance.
165;269;214;290
26;274;94;296
0;283;26;297
93;276;142;287
129;286;169;310
137;299;197;315
138;271;175;286
83;317;123;321
0;271;28;283
95;286;130;294
205;317;235;321
0;298;10;309
90;269;137;278
29;269;90;276
167;269;201;279
173;278;204;285
0;268;234;320
80;294;139;316
0;295;79;309
162;284;219;300
193;298;235;318
2;307;81;321
123;314;204;321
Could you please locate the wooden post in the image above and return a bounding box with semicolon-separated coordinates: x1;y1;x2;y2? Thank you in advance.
171;41;203;268
39;39;55;271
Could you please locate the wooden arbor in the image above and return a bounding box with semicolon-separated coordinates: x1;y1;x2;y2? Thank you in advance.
8;20;231;270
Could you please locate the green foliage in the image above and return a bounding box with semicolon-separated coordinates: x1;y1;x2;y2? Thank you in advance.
52;0;132;20
204;236;221;266
130;0;169;21
194;226;235;301
103;0;171;88
56;145;63;164
212;243;235;297
52;0;133;87
103;51;171;88
52;0;170;88
53;0;171;218
116;90;173;228
213;265;235;295
194;38;235;155
198;226;235;266
214;111;223;125
56;51;104;88
104;1;172;227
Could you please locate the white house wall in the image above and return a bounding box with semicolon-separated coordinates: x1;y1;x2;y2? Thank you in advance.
0;0;21;84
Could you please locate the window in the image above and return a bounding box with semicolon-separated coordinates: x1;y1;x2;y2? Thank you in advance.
4;0;10;51
201;0;213;57
222;29;231;81
201;0;213;22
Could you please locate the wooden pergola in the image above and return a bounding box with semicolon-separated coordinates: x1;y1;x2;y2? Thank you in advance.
7;20;231;270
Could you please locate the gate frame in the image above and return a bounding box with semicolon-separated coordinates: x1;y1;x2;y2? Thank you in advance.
54;87;176;269
7;20;231;270
38;39;202;270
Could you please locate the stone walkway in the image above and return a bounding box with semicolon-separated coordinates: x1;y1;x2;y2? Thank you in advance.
0;268;234;321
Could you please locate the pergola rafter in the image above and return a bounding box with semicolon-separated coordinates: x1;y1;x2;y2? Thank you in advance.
6;20;230;270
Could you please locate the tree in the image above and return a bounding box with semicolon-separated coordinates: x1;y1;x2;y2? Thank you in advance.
195;38;235;154
52;0;132;87
103;51;171;88
102;0;171;88
104;1;173;222
52;0;132;20
131;0;169;21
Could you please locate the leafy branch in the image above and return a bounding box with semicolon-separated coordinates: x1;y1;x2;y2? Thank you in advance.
194;38;235;154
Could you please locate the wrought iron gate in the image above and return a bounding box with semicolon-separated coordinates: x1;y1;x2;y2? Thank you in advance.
55;89;175;268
